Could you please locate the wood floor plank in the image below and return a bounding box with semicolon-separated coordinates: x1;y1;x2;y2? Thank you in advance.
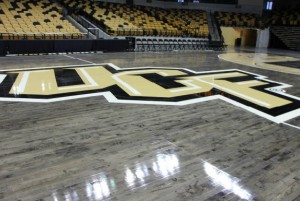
0;49;300;201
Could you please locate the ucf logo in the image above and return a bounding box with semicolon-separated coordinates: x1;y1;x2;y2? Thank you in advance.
1;63;300;123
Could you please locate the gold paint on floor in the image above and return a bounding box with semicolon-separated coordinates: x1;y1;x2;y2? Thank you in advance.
219;52;300;75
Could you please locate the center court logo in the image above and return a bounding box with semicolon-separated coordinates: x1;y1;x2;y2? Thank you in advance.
0;63;300;123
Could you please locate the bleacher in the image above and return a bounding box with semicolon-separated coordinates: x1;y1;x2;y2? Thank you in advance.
0;0;298;53
270;26;300;50
215;11;261;28
269;10;300;26
0;0;85;40
267;9;300;50
142;6;209;38
59;0;209;38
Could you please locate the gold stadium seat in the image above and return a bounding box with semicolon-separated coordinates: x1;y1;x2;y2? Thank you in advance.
0;0;85;40
59;0;208;38
215;11;260;28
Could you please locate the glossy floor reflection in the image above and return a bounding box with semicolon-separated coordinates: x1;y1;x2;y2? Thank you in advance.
0;48;300;201
203;162;252;200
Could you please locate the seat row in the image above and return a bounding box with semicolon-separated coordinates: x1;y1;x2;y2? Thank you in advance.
0;0;85;39
269;10;300;26
142;6;209;37
215;10;300;28
135;38;225;52
58;0;209;38
0;32;85;40
215;11;261;28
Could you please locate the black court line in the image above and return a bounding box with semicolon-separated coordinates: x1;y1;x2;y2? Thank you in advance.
266;60;300;69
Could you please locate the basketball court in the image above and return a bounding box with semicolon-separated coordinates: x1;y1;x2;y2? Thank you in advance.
0;48;300;201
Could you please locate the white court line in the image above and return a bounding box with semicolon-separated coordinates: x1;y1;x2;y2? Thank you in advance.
282;122;300;130
197;72;241;79
0;74;6;84
170;80;201;93
18;72;30;93
112;72;141;95
0;64;100;72
63;55;96;64
0;64;299;123
236;80;261;85
79;68;98;86
58;68;99;91
111;69;173;95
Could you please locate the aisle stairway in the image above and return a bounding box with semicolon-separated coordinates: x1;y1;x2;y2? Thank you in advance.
271;26;300;50
207;12;221;41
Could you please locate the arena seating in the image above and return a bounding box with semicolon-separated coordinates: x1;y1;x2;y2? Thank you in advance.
269;10;300;26
215;10;300;29
59;0;209;38
0;0;85;40
215;11;261;28
270;26;300;50
142;6;209;38
99;3;177;36
134;37;213;52
262;9;300;50
69;1;143;35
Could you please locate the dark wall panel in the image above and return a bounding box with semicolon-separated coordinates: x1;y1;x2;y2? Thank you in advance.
54;40;94;53
8;40;54;54
269;32;288;50
0;39;131;56
0;41;7;56
95;39;130;52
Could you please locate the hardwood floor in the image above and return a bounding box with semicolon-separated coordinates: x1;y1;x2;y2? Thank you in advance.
0;49;300;201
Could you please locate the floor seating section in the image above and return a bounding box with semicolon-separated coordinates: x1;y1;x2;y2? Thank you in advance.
134;37;225;52
59;0;209;38
0;0;85;40
215;11;261;28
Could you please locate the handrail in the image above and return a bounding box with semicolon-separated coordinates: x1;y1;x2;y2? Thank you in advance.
76;16;111;39
78;16;98;29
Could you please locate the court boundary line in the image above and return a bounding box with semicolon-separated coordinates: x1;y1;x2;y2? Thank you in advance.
63;54;96;64
282;122;300;130
0;63;100;72
218;54;300;76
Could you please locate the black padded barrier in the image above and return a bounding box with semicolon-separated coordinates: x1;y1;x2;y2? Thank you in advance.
0;39;131;56
0;40;7;56
54;39;94;53
8;40;54;54
94;39;130;52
